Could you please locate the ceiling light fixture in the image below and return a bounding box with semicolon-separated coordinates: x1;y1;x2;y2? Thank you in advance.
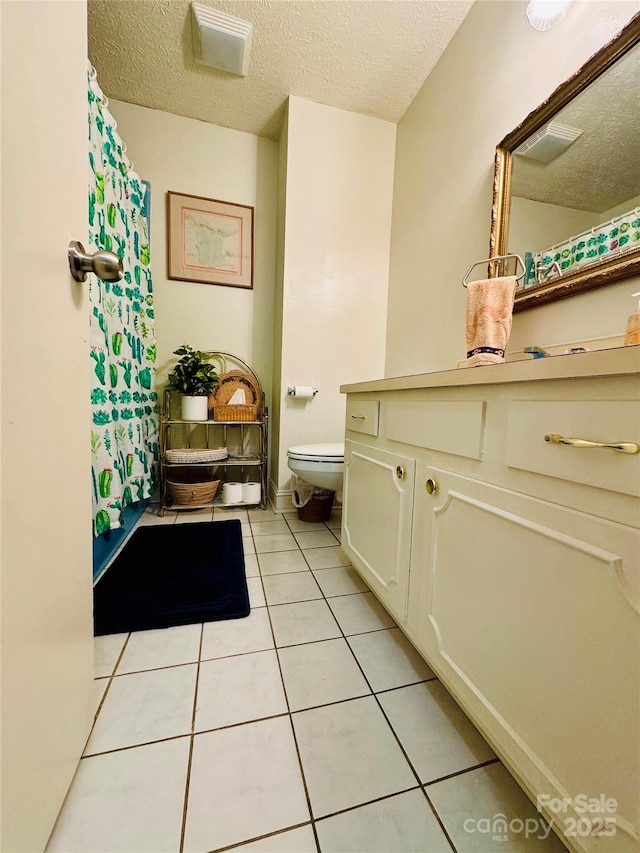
526;0;572;31
191;3;253;77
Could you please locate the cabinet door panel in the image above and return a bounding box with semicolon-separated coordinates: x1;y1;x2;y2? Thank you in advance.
343;441;415;622
415;467;640;848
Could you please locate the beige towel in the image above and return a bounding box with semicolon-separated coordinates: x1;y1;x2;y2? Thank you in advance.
466;276;517;367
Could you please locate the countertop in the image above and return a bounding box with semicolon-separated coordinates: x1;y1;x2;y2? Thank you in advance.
340;345;640;394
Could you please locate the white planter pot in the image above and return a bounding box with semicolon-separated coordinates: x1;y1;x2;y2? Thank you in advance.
182;395;209;421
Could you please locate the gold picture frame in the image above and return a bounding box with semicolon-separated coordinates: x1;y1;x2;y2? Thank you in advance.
167;191;254;289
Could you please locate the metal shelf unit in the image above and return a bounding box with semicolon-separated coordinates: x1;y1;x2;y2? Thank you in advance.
159;353;268;515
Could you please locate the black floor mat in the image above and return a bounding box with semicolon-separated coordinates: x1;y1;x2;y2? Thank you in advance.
94;519;249;636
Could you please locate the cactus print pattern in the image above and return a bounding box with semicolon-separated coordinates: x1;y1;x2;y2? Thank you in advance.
523;209;640;287
89;69;158;536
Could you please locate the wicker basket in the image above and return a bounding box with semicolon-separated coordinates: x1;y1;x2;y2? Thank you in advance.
168;470;221;506
297;491;335;523
165;447;228;464
210;370;263;422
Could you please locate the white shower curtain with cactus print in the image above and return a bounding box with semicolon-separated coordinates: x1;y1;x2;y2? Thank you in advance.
88;67;159;536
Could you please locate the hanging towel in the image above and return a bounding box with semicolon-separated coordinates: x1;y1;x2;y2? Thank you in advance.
465;276;517;367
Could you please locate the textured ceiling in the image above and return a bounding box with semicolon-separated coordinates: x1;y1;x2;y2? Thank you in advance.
88;0;473;139
512;44;640;214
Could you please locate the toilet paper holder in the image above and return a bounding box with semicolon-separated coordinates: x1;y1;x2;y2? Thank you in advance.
287;386;318;397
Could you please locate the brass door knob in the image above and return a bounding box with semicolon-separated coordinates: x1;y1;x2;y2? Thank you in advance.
425;478;438;495
395;465;405;479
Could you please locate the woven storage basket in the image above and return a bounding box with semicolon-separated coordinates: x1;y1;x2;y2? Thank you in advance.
168;470;221;506
210;370;262;422
297;491;335;523
165;447;228;464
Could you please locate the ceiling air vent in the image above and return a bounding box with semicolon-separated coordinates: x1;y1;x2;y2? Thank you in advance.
191;3;253;77
514;123;583;163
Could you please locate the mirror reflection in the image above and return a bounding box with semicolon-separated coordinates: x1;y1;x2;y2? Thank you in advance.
492;15;640;311
509;43;640;292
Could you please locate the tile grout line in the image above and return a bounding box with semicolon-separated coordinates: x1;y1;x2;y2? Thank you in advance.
276;516;458;849
253;515;323;845
208;820;315;853
265;518;441;844
78;732;195;760
283;528;462;853
326;580;462;853
253;537;268;610
262;576;322;853
423;756;501;788
313;582;426;786
83;673;480;762
46;634;135;852
287;689;372;717
313;785;423;825
179;621;205;853
45;632;131;850
317;568;498;853
106;658;202;678
88;661;438;756
421;787;459;853
341;628;459;853
84;709;308;761
87;632;132;749
327;561;482;853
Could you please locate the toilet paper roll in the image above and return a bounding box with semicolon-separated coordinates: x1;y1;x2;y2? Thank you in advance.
222;482;243;504
291;385;315;398
242;482;261;503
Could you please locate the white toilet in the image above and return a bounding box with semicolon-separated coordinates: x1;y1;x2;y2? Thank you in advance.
287;442;345;500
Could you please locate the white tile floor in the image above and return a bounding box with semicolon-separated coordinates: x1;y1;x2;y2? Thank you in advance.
47;505;568;853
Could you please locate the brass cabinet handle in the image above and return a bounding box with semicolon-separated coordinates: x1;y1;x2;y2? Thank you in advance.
395;465;405;479
544;433;640;454
425;478;438;495
351;414;366;420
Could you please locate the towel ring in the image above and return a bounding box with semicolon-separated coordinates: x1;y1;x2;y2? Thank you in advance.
462;253;526;287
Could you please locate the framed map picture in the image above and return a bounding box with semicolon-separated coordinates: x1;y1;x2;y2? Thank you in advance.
167;192;254;289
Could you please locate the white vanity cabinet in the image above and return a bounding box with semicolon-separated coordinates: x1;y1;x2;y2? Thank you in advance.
342;441;415;624
412;464;639;849
341;349;640;853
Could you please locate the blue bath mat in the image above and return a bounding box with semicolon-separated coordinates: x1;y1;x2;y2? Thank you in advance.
93;519;249;636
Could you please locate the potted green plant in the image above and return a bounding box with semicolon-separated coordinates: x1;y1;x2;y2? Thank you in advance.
167;345;219;421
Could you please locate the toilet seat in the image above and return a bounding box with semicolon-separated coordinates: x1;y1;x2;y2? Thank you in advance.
287;442;344;463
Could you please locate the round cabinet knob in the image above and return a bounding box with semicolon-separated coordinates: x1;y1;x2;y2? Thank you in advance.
425;478;438;495
395;465;405;480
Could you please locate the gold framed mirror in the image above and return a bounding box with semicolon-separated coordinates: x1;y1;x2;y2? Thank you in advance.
491;13;640;313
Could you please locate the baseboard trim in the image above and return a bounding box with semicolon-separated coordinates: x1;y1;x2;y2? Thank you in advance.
268;479;294;514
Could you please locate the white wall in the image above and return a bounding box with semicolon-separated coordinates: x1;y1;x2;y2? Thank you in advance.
509;196;597;262
270;107;289;485
386;0;640;375
108;101;278;409
603;190;640;220
271;97;396;506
